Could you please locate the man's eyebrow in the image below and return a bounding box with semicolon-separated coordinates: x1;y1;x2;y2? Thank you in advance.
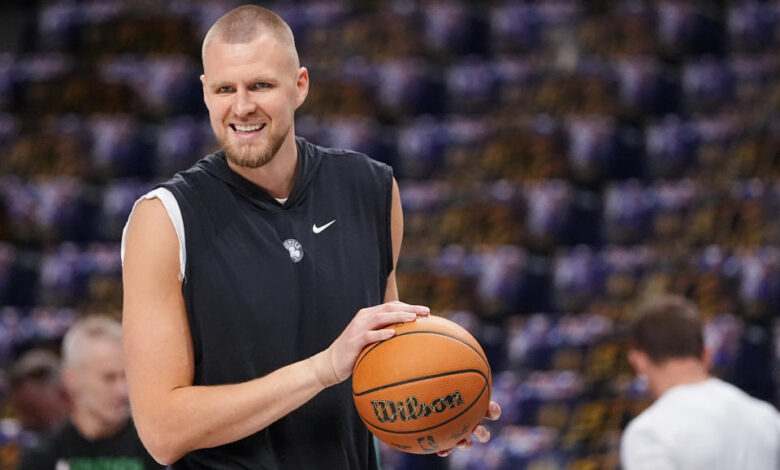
208;80;234;89
207;77;277;88
247;76;278;83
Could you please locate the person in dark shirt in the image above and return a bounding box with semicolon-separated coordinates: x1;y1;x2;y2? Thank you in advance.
121;4;499;469
19;316;162;470
8;349;70;452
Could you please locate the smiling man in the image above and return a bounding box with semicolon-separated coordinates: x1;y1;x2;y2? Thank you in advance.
200;13;303;178
121;5;499;470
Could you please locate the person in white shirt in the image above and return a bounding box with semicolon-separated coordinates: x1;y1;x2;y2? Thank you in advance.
621;295;780;470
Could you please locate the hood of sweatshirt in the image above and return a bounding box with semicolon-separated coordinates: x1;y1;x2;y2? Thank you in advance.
196;137;323;214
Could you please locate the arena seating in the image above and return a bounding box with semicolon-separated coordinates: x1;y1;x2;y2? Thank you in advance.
0;2;777;470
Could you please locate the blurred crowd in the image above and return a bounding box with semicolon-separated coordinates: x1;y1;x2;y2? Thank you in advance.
0;1;778;470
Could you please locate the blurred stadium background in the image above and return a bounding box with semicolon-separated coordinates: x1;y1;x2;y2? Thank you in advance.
0;1;778;469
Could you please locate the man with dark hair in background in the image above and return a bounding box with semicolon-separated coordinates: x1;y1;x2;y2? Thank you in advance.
18;316;162;470
8;349;69;451
621;295;780;470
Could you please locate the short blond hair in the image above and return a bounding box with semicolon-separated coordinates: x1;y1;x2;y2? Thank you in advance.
201;5;298;66
61;315;122;367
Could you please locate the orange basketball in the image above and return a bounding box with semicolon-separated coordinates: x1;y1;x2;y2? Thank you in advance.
352;315;492;454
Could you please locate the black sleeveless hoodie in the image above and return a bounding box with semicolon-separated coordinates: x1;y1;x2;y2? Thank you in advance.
160;137;392;469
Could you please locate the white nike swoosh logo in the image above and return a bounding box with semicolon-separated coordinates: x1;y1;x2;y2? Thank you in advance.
312;219;336;234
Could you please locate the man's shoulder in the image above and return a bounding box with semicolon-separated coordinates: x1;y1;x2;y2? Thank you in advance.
624;404;663;437
154;153;227;203
298;137;391;172
162;154;216;185
624;391;690;439
702;378;779;418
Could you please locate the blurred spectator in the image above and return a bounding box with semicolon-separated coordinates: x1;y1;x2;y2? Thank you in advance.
553;246;606;312
324;116;391;164
422;2;488;57
682;59;735;111
376;57;446;116
0;307;77;365
489;4;544;54
100;56;202;115
89;116;154;179
524;180;572;248
615;59;680;115
18;316;162;470
728;3;777;53
446;57;499;112
102;181;153;241
157;117;216;176
603;181;654;245
645;116;699;178
397;116;449;179
566;117;618;184
656;2;726;57
622;295;780;470
0;177;99;244
7;349;69;451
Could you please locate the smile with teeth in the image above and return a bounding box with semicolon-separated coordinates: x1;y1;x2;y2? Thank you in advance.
231;123;267;133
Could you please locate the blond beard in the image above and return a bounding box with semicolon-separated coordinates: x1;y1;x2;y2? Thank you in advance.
219;123;288;169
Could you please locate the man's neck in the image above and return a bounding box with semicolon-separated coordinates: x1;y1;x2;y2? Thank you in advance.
649;358;711;399
227;134;299;199
70;409;126;441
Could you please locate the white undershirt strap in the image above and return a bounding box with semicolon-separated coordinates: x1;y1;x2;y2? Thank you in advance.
120;187;186;281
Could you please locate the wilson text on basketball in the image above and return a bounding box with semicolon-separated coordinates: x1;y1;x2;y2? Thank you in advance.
371;391;465;423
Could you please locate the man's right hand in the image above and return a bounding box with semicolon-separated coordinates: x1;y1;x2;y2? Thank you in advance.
311;301;430;387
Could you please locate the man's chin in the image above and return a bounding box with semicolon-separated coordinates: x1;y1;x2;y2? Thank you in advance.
103;410;130;429
223;144;274;169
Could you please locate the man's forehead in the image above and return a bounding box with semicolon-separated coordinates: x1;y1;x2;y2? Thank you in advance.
203;28;297;64
202;35;299;78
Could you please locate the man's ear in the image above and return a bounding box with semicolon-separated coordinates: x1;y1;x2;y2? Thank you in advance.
295;67;309;109
200;74;209;108
701;347;712;370
628;349;650;376
61;366;78;395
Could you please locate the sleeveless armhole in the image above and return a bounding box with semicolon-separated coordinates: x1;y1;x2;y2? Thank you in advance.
384;166;395;278
120;187;186;281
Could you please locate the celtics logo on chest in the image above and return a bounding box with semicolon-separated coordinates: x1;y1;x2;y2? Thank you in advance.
282;239;304;263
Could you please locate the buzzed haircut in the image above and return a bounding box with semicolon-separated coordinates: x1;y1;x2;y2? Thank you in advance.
61;315;123;367
201;5;298;65
9;349;61;389
630;295;704;364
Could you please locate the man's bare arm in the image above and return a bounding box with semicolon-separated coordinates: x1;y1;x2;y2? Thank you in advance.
122;198;427;464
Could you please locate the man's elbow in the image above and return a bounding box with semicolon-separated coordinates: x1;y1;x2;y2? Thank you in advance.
137;422;188;466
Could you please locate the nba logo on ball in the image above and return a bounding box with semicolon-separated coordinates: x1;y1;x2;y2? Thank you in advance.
352;315;492;454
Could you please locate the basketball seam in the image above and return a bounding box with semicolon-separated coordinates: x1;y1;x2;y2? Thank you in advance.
353;368;488;397
352;330;491;393
359;380;490;435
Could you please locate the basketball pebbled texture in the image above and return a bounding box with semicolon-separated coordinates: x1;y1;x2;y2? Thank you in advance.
352;315;492;454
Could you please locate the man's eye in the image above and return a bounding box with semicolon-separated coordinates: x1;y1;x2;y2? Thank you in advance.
218;86;233;93
253;82;270;89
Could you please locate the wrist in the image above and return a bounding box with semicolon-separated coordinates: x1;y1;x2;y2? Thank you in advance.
310;349;340;388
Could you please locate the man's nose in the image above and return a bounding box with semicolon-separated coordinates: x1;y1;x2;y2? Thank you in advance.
233;89;256;116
